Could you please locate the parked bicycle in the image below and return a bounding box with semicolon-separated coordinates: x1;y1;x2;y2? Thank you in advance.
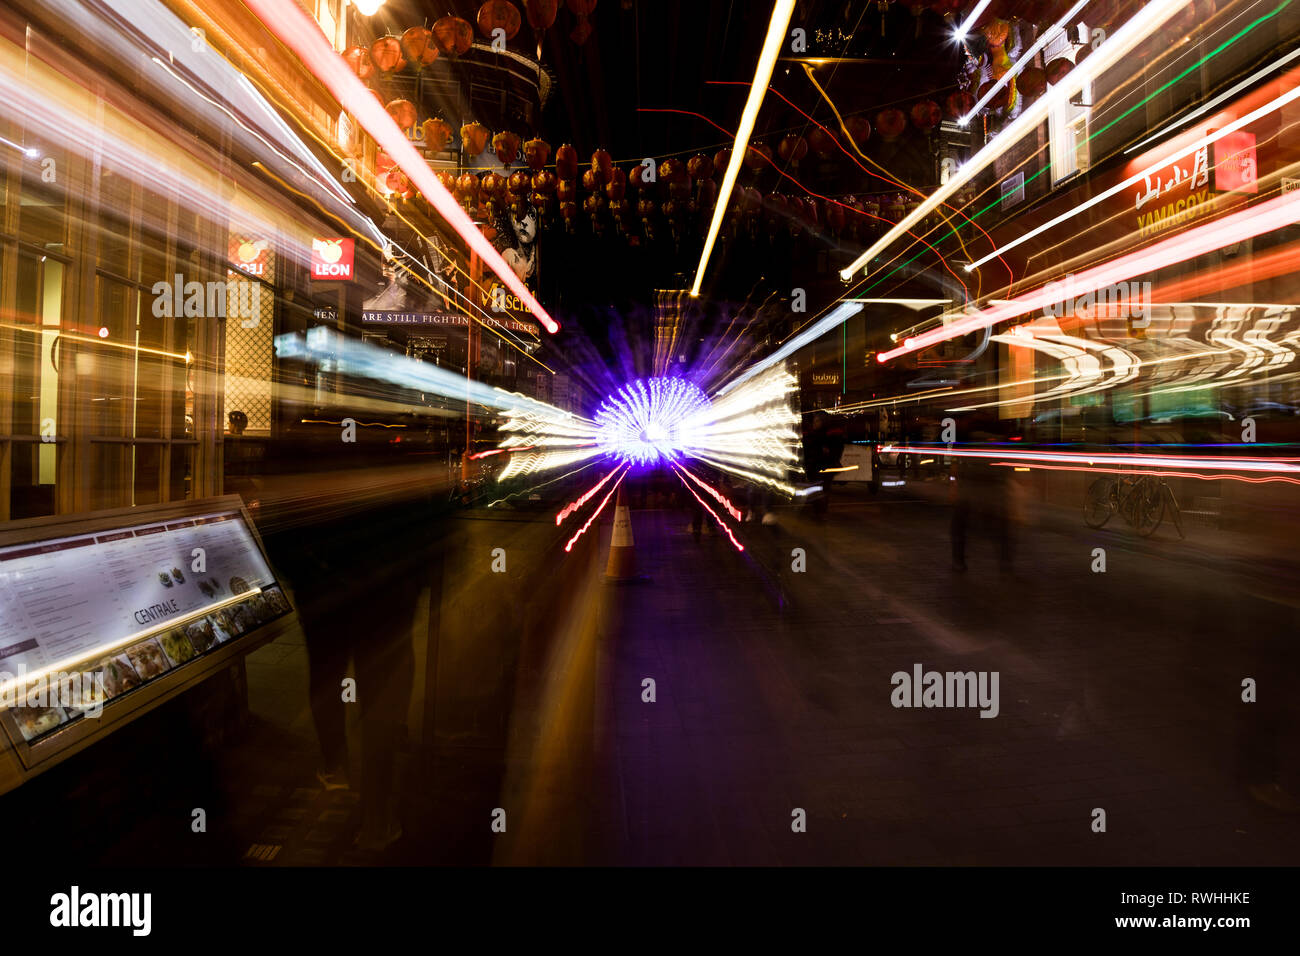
1083;471;1185;538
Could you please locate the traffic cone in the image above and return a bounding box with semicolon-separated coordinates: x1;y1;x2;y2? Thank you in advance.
604;486;640;582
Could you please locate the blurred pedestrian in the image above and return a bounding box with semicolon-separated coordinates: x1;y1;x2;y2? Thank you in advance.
950;416;1015;572
265;454;431;853
804;412;844;519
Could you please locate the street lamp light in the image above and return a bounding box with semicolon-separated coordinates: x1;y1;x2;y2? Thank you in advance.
352;0;385;15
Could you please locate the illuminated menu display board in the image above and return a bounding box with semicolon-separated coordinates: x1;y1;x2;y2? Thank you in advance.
0;509;286;700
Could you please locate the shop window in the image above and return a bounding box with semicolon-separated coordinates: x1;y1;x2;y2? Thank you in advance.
85;270;198;508
6;251;64;518
317;0;345;52
17;137;68;254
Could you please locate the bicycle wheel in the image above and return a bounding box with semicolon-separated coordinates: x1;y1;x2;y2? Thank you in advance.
1117;477;1141;527
1164;484;1185;539
1134;479;1163;537
1084;476;1116;528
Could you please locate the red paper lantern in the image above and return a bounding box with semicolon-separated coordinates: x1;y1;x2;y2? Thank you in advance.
369;36;403;73
385;99;417;131
910;100;941;132
434;170;456;192
1045;57;1073;85
713;148;732;174
557;179;578;202
386;169;413;198
944;90;974;120
875;108;906;141
456;173;480;198
507;170;532;194
555;143;579;179
342;46;374;80
627;162;649;189
532;170;558;194
581;168;600;191
591;149;614;184
422;118;453;153
401;27;437;66
525;0;559;28
977;80;1011;112
524;0;559;53
844;116;872;150
461;122;490;157
478;1;522;39
568;0;597;44
778;134;808;164
604;167;627;200
687;154;714;180
481;171;508;198
658;157;687;184
824;199;846;234
523;137;551;170
433;16;474;56
493;130;522;165
743;143;773;170
1018;66;1047;99
808;127;839;159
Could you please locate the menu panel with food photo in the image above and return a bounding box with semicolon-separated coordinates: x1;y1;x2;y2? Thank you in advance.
60;669;107;720
124;638;172;681
158;628;197;667
0;507;279;679
183;618;219;655
99;654;142;698
13;706;68;742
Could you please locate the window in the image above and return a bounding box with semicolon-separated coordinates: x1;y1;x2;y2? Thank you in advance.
1047;24;1092;185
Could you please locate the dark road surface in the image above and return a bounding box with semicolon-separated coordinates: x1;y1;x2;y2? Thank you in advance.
10;483;1300;866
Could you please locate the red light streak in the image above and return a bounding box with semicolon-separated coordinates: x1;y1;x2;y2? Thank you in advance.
675;472;744;552
242;0;558;333
881;444;1300;475
557;465;626;526
991;461;1300;486
877;191;1300;363
676;465;743;522
563;472;626;552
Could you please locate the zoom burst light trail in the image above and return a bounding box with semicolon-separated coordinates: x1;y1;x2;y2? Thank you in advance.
595;378;712;465
496;365;801;494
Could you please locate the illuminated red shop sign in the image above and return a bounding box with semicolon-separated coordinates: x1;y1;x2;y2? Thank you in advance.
1130;145;1212;240
311;238;355;279
229;237;270;276
1212;130;1258;194
1125;125;1261;240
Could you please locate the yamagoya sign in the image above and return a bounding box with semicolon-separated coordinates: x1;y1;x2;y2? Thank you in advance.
989;70;1284;276
1121;70;1279;241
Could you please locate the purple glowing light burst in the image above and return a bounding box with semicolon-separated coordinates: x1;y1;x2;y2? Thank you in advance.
594;377;711;466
